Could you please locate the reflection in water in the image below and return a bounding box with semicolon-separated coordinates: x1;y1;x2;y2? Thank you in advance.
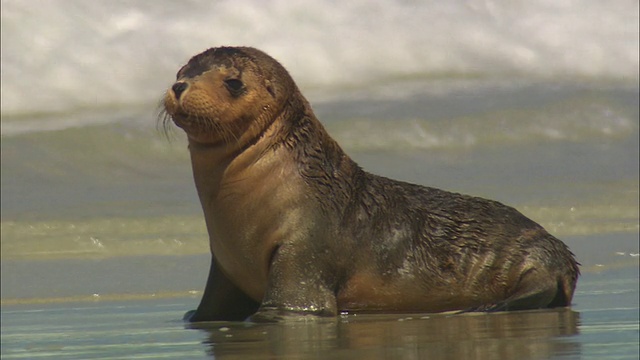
193;309;580;359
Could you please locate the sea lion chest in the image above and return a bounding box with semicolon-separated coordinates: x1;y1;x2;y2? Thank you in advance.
190;146;310;302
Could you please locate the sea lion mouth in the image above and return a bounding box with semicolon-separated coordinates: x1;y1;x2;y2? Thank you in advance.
169;110;199;125
159;105;241;147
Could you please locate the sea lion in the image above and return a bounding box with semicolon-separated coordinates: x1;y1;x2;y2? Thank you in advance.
161;46;580;322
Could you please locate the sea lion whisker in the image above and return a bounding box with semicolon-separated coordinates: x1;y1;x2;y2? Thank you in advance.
156;107;175;141
215;120;237;146
196;115;224;144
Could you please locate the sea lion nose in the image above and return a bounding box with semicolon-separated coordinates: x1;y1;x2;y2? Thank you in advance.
172;82;189;99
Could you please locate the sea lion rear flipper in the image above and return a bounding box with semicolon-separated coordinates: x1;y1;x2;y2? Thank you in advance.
461;268;561;313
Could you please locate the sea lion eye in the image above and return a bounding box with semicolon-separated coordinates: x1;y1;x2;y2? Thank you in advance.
224;78;245;96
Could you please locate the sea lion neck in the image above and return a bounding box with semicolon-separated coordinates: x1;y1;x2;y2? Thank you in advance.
186;97;302;202
186;91;294;167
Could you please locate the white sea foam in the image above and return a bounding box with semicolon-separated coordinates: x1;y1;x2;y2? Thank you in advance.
1;0;638;120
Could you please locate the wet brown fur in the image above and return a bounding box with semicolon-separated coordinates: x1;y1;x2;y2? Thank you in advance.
160;46;580;322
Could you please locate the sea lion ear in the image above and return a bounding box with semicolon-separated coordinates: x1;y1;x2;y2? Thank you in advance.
176;64;187;80
265;79;277;98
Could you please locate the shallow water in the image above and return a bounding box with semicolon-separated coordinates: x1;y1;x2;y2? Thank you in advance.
1;232;638;359
1;263;638;360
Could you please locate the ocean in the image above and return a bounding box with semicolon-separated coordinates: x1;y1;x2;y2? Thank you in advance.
1;0;638;359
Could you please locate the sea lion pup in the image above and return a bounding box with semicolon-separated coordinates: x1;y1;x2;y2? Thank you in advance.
161;46;579;322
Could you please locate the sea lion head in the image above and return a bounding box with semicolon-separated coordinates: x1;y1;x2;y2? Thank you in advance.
162;46;296;146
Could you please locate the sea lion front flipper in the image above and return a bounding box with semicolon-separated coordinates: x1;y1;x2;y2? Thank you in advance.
186;256;259;322
249;245;338;322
